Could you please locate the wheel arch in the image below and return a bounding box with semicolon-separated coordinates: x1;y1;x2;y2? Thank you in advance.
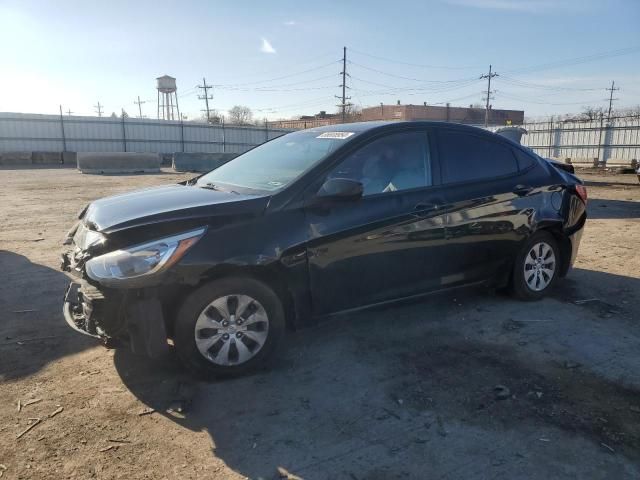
535;221;572;277
181;263;301;332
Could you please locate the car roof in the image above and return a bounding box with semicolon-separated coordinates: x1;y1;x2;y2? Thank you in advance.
302;120;492;136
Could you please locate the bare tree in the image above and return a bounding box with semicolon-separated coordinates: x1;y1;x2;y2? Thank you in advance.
227;105;253;125
580;106;604;121
612;105;640;119
342;104;362;123
200;109;221;124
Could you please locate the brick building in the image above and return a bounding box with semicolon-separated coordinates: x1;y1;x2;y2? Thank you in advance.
268;103;524;129
267;111;342;129
360;103;524;126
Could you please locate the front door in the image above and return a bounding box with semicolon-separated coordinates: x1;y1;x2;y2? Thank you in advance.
304;130;449;315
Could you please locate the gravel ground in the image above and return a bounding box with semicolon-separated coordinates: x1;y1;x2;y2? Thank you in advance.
0;166;639;480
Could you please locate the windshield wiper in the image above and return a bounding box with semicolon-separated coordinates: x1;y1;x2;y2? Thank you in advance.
201;183;240;195
201;182;222;191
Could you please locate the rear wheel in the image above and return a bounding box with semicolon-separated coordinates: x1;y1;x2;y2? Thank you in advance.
511;231;560;300
174;277;285;379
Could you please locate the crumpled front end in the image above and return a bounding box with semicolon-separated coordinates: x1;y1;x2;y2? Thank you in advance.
61;221;171;358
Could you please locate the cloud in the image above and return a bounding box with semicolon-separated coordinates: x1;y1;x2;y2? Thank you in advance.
284;20;296;26
260;38;276;54
443;0;557;12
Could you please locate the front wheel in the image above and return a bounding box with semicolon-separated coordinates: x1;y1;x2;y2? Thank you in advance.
174;277;285;379
510;231;560;301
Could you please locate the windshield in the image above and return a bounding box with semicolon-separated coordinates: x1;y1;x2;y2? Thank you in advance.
196;130;350;192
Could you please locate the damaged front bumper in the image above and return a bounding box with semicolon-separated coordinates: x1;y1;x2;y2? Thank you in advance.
63;281;105;339
62;275;170;358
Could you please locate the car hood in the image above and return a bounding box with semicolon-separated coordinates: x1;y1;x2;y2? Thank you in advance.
83;184;270;233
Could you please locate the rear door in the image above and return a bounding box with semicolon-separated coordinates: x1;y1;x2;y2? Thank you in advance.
304;129;449;315
434;128;535;285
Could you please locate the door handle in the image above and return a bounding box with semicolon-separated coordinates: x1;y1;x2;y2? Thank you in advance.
513;185;533;196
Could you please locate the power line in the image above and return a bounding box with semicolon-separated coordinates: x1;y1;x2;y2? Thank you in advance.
480;65;498;127
134;95;146;118
349;47;482;70
348;61;477;84
253;95;334;113
499;75;604;92
215;74;338;91
213;60;340;87
350;77;481;96
606;80;620;121
504;46;640;75
497;91;606;106
93;101;103;117
198;77;214;122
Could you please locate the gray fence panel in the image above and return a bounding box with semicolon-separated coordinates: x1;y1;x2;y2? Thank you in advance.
0;112;291;156
515;117;640;164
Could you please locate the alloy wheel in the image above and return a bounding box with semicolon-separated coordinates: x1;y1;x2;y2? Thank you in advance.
194;294;269;366
523;241;556;292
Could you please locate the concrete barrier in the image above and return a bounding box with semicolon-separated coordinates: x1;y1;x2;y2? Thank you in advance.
77;152;161;174
0;151;32;166
160;153;173;167
62;151;77;166
172;152;237;173
32;151;63;164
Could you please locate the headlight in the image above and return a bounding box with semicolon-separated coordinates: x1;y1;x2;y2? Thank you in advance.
85;227;206;286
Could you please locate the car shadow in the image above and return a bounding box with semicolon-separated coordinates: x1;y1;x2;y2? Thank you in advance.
114;268;640;478
0;250;95;380
582;179;638;189
587;198;640;219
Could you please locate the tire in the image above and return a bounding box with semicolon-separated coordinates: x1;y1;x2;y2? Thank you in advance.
510;231;560;301
174;276;285;379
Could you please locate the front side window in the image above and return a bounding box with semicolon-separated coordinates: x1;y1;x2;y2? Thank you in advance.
328;131;431;196
197;130;350;192
438;130;518;184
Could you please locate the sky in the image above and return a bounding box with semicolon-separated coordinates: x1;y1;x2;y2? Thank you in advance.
1;0;639;121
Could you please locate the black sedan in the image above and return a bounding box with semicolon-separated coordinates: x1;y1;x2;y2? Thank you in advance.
61;121;587;377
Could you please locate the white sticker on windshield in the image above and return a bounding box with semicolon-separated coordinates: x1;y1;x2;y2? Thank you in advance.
316;132;354;139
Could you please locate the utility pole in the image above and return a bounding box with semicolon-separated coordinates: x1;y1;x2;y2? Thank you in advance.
94;101;103;117
198;77;213;123
66;108;73;116
480;65;498;127
606;80;619;121
134;96;146;118
335;46;351;123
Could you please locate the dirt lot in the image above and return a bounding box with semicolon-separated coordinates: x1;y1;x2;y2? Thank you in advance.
0;166;639;479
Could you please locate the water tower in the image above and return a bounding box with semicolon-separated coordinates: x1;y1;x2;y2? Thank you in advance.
156;75;180;120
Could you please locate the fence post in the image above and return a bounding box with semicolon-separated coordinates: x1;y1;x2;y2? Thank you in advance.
180;119;185;153
548;116;554;158
121;109;127;152
59;105;67;152
596;113;604;165
222;116;226;153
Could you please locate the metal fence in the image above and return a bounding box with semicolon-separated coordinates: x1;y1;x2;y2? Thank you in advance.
516;116;640;165
0;112;291;155
2;111;639;166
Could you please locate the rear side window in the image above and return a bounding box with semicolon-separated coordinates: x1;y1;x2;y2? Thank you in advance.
512;148;537;171
438;130;519;184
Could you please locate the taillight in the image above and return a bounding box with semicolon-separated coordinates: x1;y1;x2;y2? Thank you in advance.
575;184;588;204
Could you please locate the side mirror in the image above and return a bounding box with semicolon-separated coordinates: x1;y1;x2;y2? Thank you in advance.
316;178;363;202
